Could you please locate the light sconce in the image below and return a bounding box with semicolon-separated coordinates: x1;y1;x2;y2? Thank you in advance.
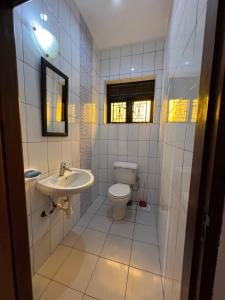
31;23;59;59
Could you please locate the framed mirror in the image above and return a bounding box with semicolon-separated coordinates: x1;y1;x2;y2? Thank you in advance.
41;57;69;136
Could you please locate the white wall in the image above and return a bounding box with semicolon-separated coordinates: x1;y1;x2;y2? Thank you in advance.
97;40;164;205
14;0;98;275
158;0;207;299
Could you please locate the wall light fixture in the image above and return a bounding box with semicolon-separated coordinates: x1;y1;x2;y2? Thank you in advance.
31;23;59;59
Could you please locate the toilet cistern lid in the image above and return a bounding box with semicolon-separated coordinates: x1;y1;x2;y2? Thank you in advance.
109;183;131;198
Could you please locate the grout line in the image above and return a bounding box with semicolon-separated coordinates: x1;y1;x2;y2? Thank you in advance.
82;208;115;298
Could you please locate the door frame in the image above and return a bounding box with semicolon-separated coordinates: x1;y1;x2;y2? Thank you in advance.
0;1;33;299
181;0;225;298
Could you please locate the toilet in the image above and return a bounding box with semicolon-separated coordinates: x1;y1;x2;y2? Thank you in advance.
108;162;138;221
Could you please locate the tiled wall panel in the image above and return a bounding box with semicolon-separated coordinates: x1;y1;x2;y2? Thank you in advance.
98;40;164;205
14;0;97;275
158;0;208;299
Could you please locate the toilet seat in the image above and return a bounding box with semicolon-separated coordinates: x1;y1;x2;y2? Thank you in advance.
108;183;131;198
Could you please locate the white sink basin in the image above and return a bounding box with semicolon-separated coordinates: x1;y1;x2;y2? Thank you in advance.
36;168;94;197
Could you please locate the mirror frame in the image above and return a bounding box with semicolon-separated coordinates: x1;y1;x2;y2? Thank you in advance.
41;57;69;136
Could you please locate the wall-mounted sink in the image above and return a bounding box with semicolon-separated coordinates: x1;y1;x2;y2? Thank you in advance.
36;168;94;198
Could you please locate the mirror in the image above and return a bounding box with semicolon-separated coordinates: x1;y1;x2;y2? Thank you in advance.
41;57;68;136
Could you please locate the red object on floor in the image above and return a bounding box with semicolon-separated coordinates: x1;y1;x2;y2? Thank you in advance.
139;200;147;207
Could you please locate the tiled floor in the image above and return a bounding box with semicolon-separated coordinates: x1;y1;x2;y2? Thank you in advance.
33;196;164;300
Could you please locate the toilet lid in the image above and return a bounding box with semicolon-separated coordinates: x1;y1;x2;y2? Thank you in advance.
109;183;131;198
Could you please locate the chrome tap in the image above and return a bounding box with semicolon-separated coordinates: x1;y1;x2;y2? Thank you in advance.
59;162;72;176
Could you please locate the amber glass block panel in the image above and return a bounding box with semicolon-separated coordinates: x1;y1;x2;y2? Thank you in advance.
111;102;126;122
191;99;199;122
132;100;151;122
168;99;188;122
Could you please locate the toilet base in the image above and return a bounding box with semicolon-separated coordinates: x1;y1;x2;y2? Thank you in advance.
112;204;127;221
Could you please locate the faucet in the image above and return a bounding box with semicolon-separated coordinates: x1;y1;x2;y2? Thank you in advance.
59;162;72;176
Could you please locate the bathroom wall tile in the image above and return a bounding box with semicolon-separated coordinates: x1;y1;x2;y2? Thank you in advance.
59;0;71;34
20;103;28;142
50;219;64;251
121;45;132;57
16;0;98;276
158;0;207;298
120;56;131;74
14;16;23;60
26;105;44;142
144;40;156;53
155;51;164;70
132;43;143;55
60;28;72;62
32;203;51;244
22;24;41;71
110;58;120;75
62;141;72;164
143;52;155;72
47;142;62;171
100;59;110;76
131;54;143;73
28;142;48;174
101;49;110;60
33;232;51;273
110;47;121;58
17;59;25;102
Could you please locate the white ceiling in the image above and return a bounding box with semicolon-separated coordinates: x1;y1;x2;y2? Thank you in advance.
75;0;173;49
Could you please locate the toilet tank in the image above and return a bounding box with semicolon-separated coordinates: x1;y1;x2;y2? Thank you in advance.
113;162;138;185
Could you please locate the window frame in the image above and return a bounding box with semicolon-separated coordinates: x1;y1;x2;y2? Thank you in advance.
107;80;155;124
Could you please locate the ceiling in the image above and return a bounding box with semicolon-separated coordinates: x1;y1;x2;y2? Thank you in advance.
75;0;173;49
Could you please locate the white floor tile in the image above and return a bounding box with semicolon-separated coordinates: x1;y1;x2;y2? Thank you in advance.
86;200;104;214
62;225;85;247
38;245;71;279
101;234;132;265
32;274;50;300
86;258;128;300
135;210;156;227
130;241;161;274
54;249;98;292
88;215;112;233
126;268;163;300
76;213;95;227
73;228;107;255
40;281;83;300
124;209;136;222
110;221;134;239
97;204;112;217
133;223;158;245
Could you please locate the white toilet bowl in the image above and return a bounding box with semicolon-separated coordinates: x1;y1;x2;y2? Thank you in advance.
108;183;131;221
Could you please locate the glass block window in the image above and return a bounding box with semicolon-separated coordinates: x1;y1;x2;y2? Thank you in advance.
107;80;155;123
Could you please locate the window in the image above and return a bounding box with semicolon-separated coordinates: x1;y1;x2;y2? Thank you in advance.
107;80;155;123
